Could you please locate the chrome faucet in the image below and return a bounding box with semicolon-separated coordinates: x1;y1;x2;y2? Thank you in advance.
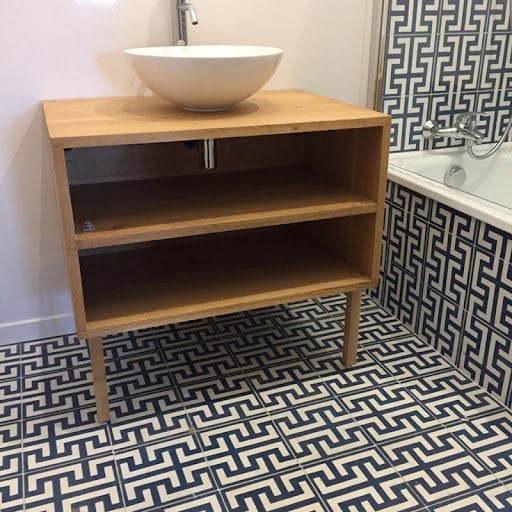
172;0;198;46
422;112;485;143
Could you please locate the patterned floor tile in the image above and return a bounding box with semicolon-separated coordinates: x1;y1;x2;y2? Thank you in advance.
447;411;512;483
117;434;215;511
380;426;498;506
245;360;332;412
432;483;512;511
199;416;299;488
400;370;503;425
161;338;239;385
103;330;159;360
0;379;22;423
358;307;414;345
20;336;90;377
0;422;22;479
314;348;395;395
0;476;23;512
225;327;303;372
271;398;372;465
109;388;190;450
221;468;327;512
151;491;225;512
22;366;95;417
337;383;439;444
25;454;125;511
212;310;276;337
23;407;111;473
304;447;424;511
0;344;20;381
364;335;454;380
276;317;345;359
106;352;174;400
179;375;266;430
268;298;333;325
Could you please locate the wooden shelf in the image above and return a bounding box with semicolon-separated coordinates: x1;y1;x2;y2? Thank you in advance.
71;168;377;249
79;227;371;338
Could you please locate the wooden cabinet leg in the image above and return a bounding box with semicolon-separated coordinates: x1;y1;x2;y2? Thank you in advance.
343;290;362;366
87;336;110;423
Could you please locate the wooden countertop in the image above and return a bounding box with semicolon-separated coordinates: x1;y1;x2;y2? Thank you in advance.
42;89;390;148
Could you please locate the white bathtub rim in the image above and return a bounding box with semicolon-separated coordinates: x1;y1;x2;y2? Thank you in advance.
388;162;512;235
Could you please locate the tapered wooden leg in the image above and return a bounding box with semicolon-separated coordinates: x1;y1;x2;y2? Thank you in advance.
343;290;362;366
87;336;110;423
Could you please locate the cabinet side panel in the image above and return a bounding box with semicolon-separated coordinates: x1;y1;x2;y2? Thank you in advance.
49;145;87;334
307;215;379;284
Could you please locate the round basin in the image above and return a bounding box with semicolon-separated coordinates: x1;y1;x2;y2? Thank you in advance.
125;45;284;112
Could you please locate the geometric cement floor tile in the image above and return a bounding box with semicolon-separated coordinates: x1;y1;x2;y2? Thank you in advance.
2;293;511;511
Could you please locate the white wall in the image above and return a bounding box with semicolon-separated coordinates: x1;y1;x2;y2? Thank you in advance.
0;0;374;344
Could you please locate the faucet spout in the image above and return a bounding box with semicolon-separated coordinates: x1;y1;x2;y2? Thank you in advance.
173;0;198;46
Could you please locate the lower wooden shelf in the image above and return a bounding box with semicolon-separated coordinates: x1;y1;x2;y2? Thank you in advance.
79;226;371;338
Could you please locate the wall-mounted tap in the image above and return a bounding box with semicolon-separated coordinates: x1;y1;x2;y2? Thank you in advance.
172;0;198;46
422;113;486;143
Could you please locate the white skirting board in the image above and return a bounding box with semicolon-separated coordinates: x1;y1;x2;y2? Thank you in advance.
0;314;76;345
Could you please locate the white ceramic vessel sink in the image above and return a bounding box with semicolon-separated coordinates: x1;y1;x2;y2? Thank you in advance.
125;45;284;112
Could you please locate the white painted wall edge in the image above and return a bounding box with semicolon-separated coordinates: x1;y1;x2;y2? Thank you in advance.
0;314;76;346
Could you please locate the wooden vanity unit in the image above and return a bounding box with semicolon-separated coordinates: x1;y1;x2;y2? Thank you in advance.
43;89;390;422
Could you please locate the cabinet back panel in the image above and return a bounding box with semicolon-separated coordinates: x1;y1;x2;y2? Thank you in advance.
66;134;305;185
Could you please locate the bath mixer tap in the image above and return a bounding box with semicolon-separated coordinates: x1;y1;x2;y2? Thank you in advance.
172;0;198;46
422;113;485;143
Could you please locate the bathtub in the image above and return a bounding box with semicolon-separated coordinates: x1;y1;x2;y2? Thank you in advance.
388;141;512;233
382;141;512;408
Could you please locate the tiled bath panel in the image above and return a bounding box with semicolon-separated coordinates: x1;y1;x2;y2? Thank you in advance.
2;296;512;511
376;180;512;409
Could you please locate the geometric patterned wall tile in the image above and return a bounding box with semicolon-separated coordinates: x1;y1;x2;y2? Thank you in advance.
460;315;512;404
488;0;512;32
439;0;490;34
382;261;423;330
384;35;436;97
480;32;512;91
429;202;477;243
467;248;512;339
476;221;512;263
417;286;465;364
423;224;474;308
434;33;484;93
388;0;442;35
383;95;430;152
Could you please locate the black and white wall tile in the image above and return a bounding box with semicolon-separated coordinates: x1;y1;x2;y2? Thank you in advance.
382;0;512;152
376;182;512;409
